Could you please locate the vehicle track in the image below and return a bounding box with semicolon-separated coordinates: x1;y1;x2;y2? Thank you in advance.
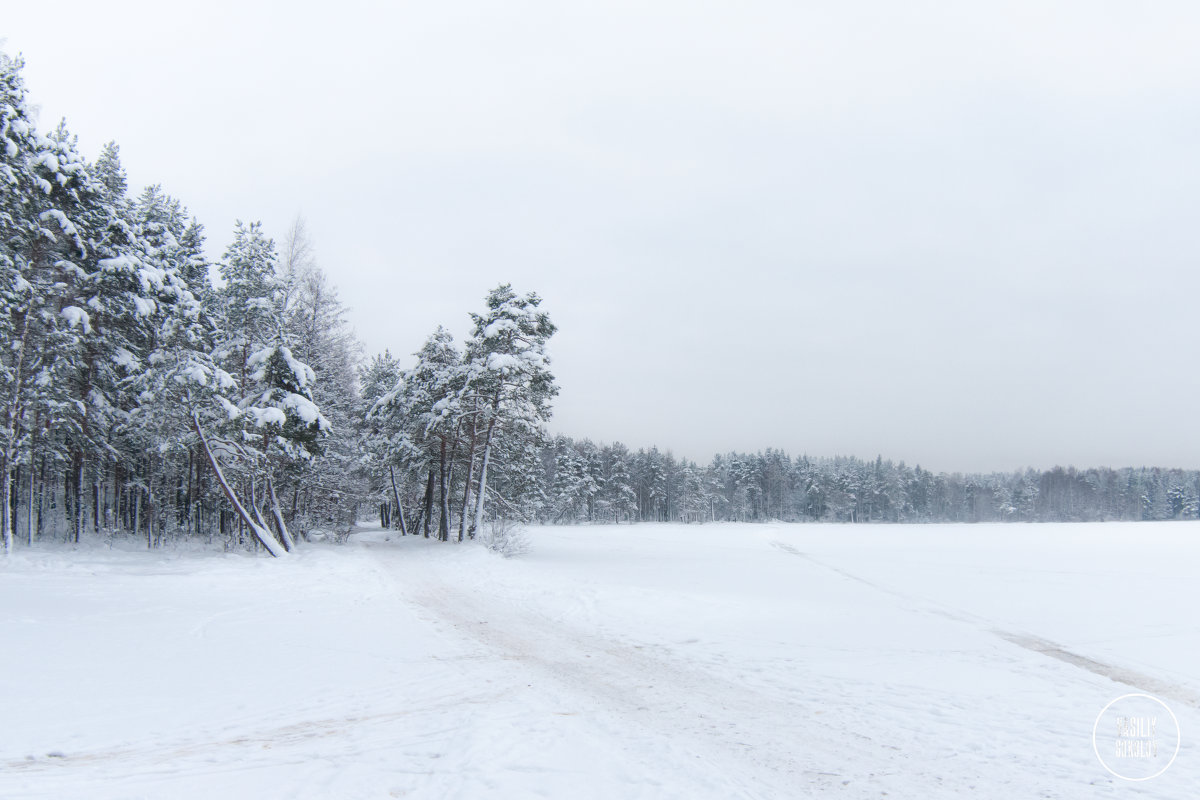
770;539;1200;708
365;540;986;799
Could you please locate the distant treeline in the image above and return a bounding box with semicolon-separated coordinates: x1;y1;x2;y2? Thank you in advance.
535;438;1200;525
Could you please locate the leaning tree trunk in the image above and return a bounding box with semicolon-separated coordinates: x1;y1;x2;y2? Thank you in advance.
266;474;295;552
389;465;407;536
193;413;286;558
248;478;274;540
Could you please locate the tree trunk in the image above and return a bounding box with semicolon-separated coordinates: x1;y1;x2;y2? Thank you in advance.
249;478;268;532
72;452;84;544
36;453;44;540
193;414;286;558
133;479;141;543
1;309;30;555
185;450;194;536
470;413;498;540
266;474;295;552
1;456;11;554
458;455;475;543
93;465;100;535
438;439;449;541
411;503;425;539
10;464;19;544
27;454;34;546
146;473;155;550
422;469;435;538
389;465;407;536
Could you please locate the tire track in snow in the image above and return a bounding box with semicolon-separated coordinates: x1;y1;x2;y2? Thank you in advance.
3;690;506;777
3;545;506;790
770;539;1200;708
400;582;815;798
994;631;1200;710
769;540;983;625
367;540;972;800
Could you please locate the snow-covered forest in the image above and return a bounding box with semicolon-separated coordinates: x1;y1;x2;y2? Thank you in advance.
2;48;1198;560
537;441;1200;525
0;50;356;555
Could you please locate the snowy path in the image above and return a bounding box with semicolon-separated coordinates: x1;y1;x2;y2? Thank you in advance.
2;522;1199;798
360;537;885;798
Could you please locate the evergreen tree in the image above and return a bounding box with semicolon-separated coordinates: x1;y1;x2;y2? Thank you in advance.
359;349;404;529
278;245;361;539
370;327;463;539
602;443;637;523
462;284;557;542
0;57;92;550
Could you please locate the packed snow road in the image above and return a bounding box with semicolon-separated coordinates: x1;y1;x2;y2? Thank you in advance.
2;522;1198;798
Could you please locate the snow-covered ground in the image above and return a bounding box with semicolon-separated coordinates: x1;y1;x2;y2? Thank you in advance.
3;521;1198;799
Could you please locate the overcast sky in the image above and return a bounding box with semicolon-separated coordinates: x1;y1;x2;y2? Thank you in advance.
6;1;1200;473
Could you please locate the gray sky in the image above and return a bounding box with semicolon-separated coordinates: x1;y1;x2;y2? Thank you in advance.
6;1;1200;473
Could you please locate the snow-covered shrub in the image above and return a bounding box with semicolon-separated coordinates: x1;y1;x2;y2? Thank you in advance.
483;518;529;558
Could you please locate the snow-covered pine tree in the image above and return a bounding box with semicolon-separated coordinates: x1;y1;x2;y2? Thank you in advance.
91;141;128;201
484;423;548;527
548;436;583;522
0;59;93;550
245;341;330;545
277;232;363;539
601;442;637;523
215;220;277;385
462;284;557;543
0;51;46;552
369;327;463;540
360;350;402;408
359;350;405;530
203;220;328;555
548;437;600;523
178;219;209;295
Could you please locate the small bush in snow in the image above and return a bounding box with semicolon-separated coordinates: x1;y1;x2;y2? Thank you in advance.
483;518;529;558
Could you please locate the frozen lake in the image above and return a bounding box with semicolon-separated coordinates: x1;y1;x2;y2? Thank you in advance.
2;521;1197;798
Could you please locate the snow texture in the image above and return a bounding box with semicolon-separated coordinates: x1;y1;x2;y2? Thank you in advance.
131;296;156;318
214;369;237;391
217;396;241;420
112;348;138;369
281;392;327;429
2;521;1198;798
486;352;520;373
247;346;314;390
250;406;286;427
37;209;76;238
59;306;91;333
483;318;518;338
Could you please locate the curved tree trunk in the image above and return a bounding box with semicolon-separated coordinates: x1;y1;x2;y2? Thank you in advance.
266;474;295;552
193;413;286;558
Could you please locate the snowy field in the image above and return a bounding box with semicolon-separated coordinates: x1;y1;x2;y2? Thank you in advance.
3;521;1199;799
